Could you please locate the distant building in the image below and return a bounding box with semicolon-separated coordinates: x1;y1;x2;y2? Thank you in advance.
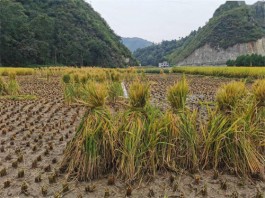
159;61;169;67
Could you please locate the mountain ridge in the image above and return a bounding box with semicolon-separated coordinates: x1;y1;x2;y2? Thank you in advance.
169;0;265;65
121;37;153;52
134;1;265;66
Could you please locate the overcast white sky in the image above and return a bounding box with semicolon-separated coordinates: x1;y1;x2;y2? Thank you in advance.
86;0;258;43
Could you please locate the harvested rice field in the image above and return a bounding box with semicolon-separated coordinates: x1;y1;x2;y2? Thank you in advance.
146;75;240;110
0;68;265;197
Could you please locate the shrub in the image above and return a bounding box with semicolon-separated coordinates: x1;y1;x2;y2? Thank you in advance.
62;74;71;84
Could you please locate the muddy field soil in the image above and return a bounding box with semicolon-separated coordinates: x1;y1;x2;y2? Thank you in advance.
0;74;264;198
145;74;247;111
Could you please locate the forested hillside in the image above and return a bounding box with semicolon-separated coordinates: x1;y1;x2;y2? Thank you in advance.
134;1;265;66
122;37;153;52
133;32;196;66
168;2;265;64
0;0;136;67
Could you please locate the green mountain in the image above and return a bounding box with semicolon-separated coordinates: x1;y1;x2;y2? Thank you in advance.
0;0;137;67
133;36;193;66
134;1;265;66
168;1;265;65
121;37;153;52
213;1;246;17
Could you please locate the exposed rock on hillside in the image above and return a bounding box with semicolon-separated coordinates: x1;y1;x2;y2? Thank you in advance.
178;37;265;65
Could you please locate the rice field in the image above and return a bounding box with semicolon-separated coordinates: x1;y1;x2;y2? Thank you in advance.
171;66;265;78
0;67;265;197
0;68;35;76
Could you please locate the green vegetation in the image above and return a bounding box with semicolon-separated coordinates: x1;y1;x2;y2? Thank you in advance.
0;77;7;95
6;73;20;95
116;82;158;181
138;68;170;74
0;72;36;100
201;107;264;176
213;1;246;17
171;66;265;78
134;39;189;66
226;54;265;66
202;81;265;176
61;68;128;105
122;37;153;52
62;74;71;84
0;74;20;96
0;0;136;67
61;82;114;180
108;82;124;104
168;3;265;64
134;2;265;66
60;69;265;182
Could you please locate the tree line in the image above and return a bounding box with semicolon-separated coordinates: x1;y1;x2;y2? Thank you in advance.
226;54;265;67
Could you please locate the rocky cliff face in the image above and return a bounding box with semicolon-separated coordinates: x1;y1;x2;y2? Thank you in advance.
178;37;265;65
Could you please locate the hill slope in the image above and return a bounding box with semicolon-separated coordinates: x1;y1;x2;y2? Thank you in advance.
0;0;136;67
134;1;265;66
169;1;265;65
133;33;194;66
122;37;153;52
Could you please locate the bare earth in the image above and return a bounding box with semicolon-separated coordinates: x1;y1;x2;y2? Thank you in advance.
0;74;264;198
